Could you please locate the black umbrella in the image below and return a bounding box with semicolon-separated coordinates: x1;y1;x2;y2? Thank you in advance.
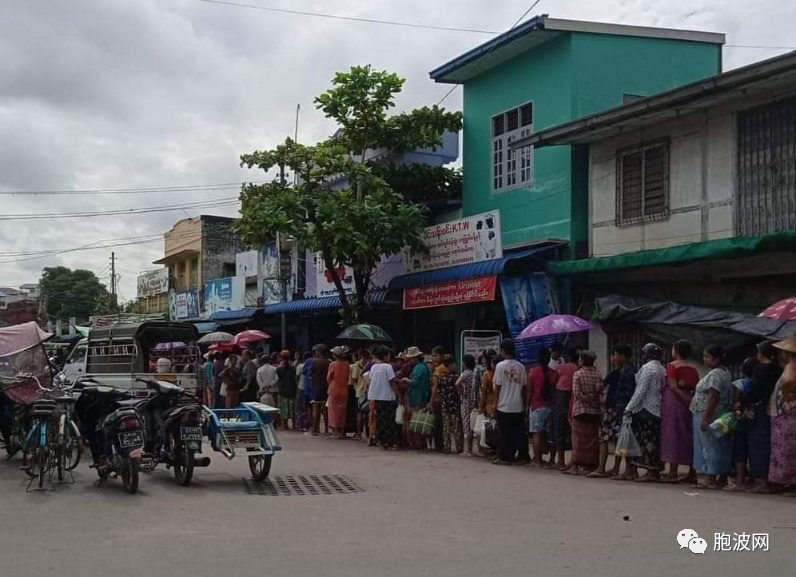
336;323;392;343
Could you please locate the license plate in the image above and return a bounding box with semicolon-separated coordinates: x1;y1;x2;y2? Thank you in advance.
118;431;144;449
180;426;203;441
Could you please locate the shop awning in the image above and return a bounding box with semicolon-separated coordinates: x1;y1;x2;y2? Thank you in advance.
548;232;796;277
209;308;259;321
389;241;567;291
263;290;393;315
191;322;218;334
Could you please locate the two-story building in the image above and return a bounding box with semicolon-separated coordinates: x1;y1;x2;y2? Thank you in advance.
527;50;796;370
383;15;726;358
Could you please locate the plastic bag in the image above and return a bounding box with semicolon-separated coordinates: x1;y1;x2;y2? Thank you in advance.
395;404;405;425
615;419;642;458
709;412;737;438
473;413;487;439
470;409;479;433
481;418;498;449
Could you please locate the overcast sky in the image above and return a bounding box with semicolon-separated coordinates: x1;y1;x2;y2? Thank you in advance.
1;0;794;301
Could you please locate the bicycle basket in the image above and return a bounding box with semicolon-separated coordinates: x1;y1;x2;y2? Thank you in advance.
3;378;41;406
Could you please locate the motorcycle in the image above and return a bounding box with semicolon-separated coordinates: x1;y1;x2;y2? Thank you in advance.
73;379;145;494
133;377;209;486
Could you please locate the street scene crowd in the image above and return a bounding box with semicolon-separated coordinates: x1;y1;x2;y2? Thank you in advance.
200;334;796;496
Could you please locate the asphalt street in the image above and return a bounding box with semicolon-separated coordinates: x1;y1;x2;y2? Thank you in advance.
0;432;793;577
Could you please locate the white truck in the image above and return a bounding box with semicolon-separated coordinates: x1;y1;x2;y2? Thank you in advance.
61;320;201;395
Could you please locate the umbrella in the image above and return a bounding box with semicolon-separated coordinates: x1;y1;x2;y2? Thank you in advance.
232;329;272;346
197;331;234;345
336;323;392;343
759;297;796;321
208;343;236;353
518;314;595;340
154;341;187;351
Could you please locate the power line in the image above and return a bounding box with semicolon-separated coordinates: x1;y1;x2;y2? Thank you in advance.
436;0;543;106
0;197;238;221
190;0;498;34
0;181;261;196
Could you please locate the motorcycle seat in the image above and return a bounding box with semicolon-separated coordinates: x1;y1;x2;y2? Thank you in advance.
117;399;146;410
52;395;77;404
216;420;261;431
149;380;184;395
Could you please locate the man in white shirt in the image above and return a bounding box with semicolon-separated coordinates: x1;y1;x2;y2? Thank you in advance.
257;355;279;407
367;345;399;450
493;339;529;465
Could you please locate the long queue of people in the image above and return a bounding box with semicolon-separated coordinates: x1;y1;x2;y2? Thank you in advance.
200;334;796;496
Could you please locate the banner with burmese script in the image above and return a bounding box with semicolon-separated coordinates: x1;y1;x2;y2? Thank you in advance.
403;277;497;310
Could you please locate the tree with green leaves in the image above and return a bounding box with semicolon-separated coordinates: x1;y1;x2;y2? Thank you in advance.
238;65;462;324
39;267;110;322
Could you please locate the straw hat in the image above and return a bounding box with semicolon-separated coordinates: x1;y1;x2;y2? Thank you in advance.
330;346;347;358
774;335;796;354
403;346;424;359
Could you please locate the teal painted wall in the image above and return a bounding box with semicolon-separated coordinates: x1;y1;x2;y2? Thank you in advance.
461;32;721;249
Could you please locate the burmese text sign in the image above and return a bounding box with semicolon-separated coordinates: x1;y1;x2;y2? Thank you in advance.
403;277;497;310
405;211;502;274
137;268;169;299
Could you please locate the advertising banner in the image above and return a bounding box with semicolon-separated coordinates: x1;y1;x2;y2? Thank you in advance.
262;242;283;305
137;268;169;299
204;276;245;316
461;331;503;366
313;253;404;298
405;211;502;274
403;276;497;310
499;274;558;365
169;289;200;321
236;250;259;279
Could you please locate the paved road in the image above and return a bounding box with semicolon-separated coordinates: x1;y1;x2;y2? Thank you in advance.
0;433;793;576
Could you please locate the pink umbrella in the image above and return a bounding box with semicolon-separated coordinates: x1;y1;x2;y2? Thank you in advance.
231;330;272;346
518;314;595;340
759;297;796;321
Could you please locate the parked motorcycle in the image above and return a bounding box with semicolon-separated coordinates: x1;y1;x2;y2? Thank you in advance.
73;379;144;494
133;377;209;486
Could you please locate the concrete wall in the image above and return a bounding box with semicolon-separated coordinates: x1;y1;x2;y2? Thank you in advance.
589;108;736;257
200;216;247;287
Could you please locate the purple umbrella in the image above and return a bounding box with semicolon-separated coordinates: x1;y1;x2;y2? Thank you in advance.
518;314;595;340
154;341;188;351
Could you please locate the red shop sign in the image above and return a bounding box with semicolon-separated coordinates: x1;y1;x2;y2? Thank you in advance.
403;276;497;310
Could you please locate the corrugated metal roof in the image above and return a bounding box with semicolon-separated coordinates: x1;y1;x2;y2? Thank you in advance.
389;242;566;290
263;290;392;315
209;308;259;321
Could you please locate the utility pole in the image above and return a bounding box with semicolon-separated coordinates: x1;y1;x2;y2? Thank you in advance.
110;252;118;310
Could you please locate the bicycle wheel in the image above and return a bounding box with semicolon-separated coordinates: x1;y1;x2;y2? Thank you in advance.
36;446;48;489
63;419;82;472
21;427;39;478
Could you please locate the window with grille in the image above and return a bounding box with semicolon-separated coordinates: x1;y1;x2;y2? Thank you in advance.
491;102;534;192
615;138;670;226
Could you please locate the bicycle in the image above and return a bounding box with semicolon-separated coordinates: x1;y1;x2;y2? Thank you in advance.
20;376;56;491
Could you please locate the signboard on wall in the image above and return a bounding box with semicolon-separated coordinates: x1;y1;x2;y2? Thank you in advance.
137;269;169;299
236;250;258;279
405;211;502;274
169;289;200;321
203;276;245;316
403;276;497;310
461;331;503;368
499;274;558;365
313;253;404;298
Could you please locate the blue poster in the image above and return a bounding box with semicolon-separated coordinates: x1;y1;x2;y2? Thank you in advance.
499;274;557;365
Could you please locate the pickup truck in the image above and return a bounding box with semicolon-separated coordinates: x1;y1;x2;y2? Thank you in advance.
61;321;201;395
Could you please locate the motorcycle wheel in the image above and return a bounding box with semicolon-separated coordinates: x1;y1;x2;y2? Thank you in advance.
169;432;194;487
248;454;272;481
120;458;140;494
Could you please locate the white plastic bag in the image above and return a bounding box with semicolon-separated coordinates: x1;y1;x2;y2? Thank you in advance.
395;404;405;425
470;409;479;433
473;413;487;439
615;418;642;458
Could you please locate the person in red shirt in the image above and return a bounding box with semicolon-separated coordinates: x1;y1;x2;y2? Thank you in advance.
528;349;558;466
551;348;580;470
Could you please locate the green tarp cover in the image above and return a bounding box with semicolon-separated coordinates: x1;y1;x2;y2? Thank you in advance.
547;231;796;276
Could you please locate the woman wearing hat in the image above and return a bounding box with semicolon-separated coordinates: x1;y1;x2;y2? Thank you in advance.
327;346;351;440
769;336;796;495
400;347;431;450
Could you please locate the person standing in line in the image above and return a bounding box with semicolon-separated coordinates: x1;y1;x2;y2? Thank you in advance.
434;355;463;454
528;349;557;466
661;340;701;484
327;347;351;440
276;350;297;431
551;348;579;470
256;354;279;408
624;343;667;482
220;354;242;409
310;345;331;437
769;336;796;496
239;350;259;403
212;352;226;409
368;345;400;450
402;347;431;450
203;352;215;407
548;342;564;371
690;344;733;489
493;339;529;465
730;344;781;493
457;354;477;455
590;344;636;479
294;352;311;432
430;346;448;452
478;352;498;458
564;350;602;475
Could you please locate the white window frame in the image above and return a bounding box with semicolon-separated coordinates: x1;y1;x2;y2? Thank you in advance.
491;101;534;193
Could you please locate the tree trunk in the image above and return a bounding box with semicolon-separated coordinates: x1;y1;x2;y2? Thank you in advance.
322;252;354;326
352;267;372;324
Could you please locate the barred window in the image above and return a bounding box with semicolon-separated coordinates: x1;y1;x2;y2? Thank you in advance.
616;138;670;226
491;101;534;192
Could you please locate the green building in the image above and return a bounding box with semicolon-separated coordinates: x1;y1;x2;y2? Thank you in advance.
430;16;725;254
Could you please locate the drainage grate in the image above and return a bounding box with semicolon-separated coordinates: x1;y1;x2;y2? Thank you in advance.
244;474;364;496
